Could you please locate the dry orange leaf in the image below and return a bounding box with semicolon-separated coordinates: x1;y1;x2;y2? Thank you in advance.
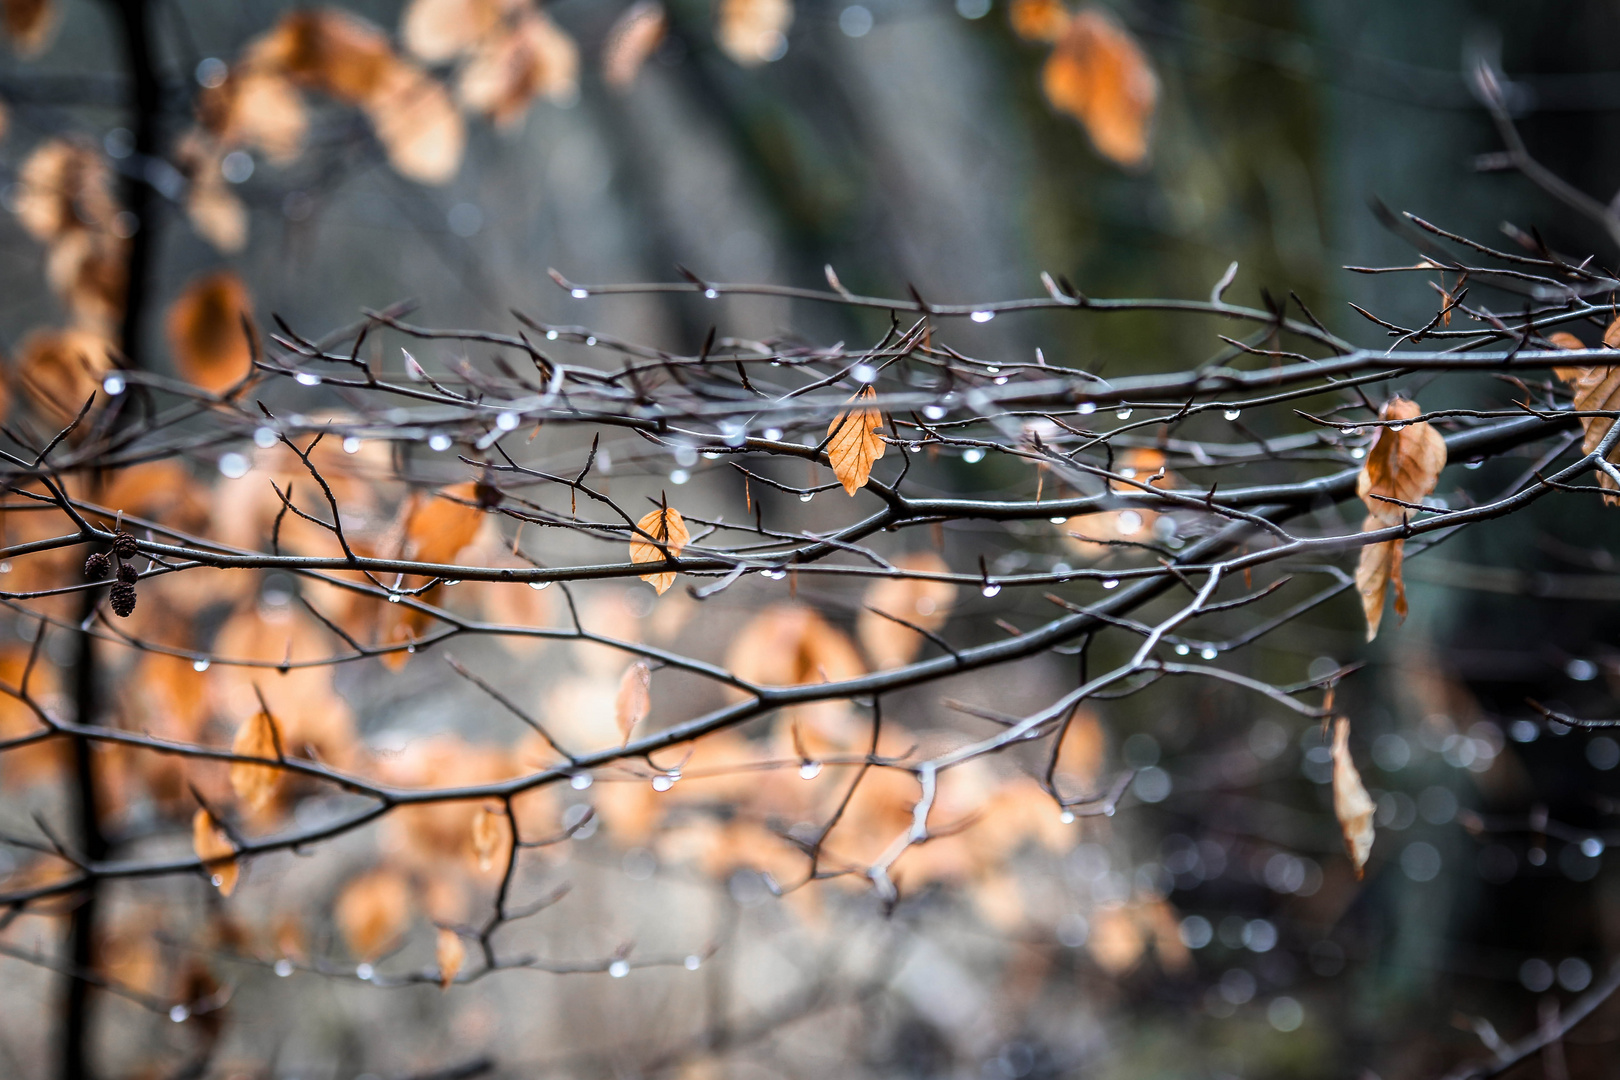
15;139;116;243
166;271;254;392
603;1;666;91
716;0;792;66
436;926;465;990
254;9;396;104
187;176;248;254
191;809;239;896
405;482;486;565
1354;396;1445;640
629;504;689;595
1042;7;1157;168
16;328;114;427
827;386;886;495
615;659;651;744
366;63;466;184
197;68;308;164
1009;0;1068;42
229;709;282;813
2;0;55;55
1331;718;1375;879
401;0;508;63
458;9;579;127
1553;327;1620;505
856;552;956;669
725;604;865;688
334;868;411;960
470;805;502;872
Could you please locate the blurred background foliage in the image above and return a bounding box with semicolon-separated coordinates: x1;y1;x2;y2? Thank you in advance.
1;1;1619;1078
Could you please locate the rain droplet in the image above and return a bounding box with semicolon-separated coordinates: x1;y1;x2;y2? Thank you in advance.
1102;579;1119;589
1351;448;1365;459
609;960;631;977
405;644;416;654
429;433;452;452
703;289;719;300
764;427;783;440
1078;402;1096;415
652;775;674;792
1174;643;1190;656
908;442;922;452
1389;422;1406;432
585;336;597;346
356;963;374;980
570;773;593;790
1116;408;1133;420
255;427;278;448
1465;459;1483;470
295;372;321;386
981;583;1002;598
962;448;985;463
342;436;362;454
852;363;876;383
799;761;822;780
684;954;702;971
1050;516;1067;524
570;288;588;299
102;374;125;395
192;658;210;672
169;1005;189;1023
764;568;786;580
217;452;250;479
496;412;520;431
1060;810;1075;824
387;593;402;603
210;874;223;888
798;492;813;502
546;330;559;340
923;405;947;420
970;310;995;323
1344;426;1362;436
273;958;293;977
529;580;551;590
994;376;1008;385
670;469;690;485
1224;409;1241;421
1200;646;1218;660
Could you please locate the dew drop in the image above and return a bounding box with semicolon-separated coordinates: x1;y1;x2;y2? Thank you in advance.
1060;810;1075;824
1351;448;1366;459
670;469;690;485
703;289;719;299
192;658;210;672
1102;579;1119;589
1104;805;1116;817
273;958;294;977
405;643;416;654
652;775;674;792
799;761;822;780
356;963;374;980
1078;402;1096;415
764;568;786;580
102;374;126;395
428;433;452;452
1389;422;1406;432
1050;516;1067;524
1465;459;1483;470
1200;646;1218;660
1344;426;1362;436
169;1005;189;1023
1116;408;1133;420
570;288;588;299
496;411;520;431
852;363;876;383
994;376;1008;385
799;492;813;502
1224;409;1241;421
210;874;224;888
1175;643;1190;656
529;580;551;590
908;442;922;452
923;405;947;420
255;426;278;448
970;310;995;323
764;427;784;440
570;773;593;790
962;448;985;463
546;330;559;340
609;959;631;978
387;593;402;603
295;372;321;386
981;584;1002;598
342;436;362;454
986;366;1000;374
684;954;702;971
585;336;597;346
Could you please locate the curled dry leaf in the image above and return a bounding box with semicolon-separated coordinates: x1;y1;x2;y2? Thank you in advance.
725;604;865;688
2;0;56;56
1009;0;1069;42
603;1;666;91
459;9;579;127
470;805;503;872
402;0;508;63
166;271;254;392
827;385;886;495
436;927;465;990
196;67;308;164
716;0;792;67
629;504;689;595
1042;7;1157;168
856;552;956;669
1331;718;1375;879
334;867;411;960
1354;396;1445;639
229;708;282;813
1552;326;1620;505
191;809;239;896
405;481;486;565
366;63;466;184
16;328;114;427
615;659;652;744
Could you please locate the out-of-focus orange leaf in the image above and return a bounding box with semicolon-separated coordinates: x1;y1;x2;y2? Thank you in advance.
1054;706;1104;789
1354;396;1445;639
166;271;254;392
458;9;578;127
827;386;885;495
334;868;411;960
436;927;465;989
1009;0;1068;42
197;68;308;164
717;0;791;66
187;176;247;253
405;482;486;565
615;659;651;744
1087;904;1145;974
856;552;955;669
254;9;396;104
470;804;503;872
229;709;281;813
16;138;117;242
1061;507;1157;560
1553;328;1620;506
2;0;56;56
366;62;466;184
0;646;64;784
1331;717;1375;879
402;0;508;63
726;604;865;689
629;504;688;595
1042;7;1157;168
191;809;239;896
603;1;666;91
16;328;114;426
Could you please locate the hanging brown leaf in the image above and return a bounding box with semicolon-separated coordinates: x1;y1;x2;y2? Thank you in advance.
724;604;865;688
436;926;465;989
716;0;792;67
252;9;397;105
1009;0;1068;42
229;708;282;813
856;552;956;669
402;0;506;63
166;271;254;392
334;868;411;960
458;9;578;127
615;659;652;743
603;1;666;91
470;804;503;872
196;68;308;164
1331;718;1375;879
1041;7;1157;168
16;328;115;427
404;481;486;565
1354;396;1446;639
827;385;886;495
3;0;56;56
629;504;689;595
1552;329;1620;505
191;809;239;896
365;62;466;184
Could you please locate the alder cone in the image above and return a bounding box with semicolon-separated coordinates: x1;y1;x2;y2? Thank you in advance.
116;563;138;584
114;532;138;560
109;580;137;618
84;551;110;580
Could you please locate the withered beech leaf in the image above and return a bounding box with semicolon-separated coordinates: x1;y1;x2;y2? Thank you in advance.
3;0;57;56
1042;7;1157;168
629;505;689;595
603;1;666;91
470;805;502;872
401;0;505;63
1354;396;1445;640
191;809;239;896
826;385;886;495
1009;0;1069;42
335;868;411;961
1553;329;1620;505
166;271;255;392
856;552;956;669
1331;718;1376;879
616;659;652;744
436;926;465;990
229;708;282;813
458;10;579;128
716;0;792;67
405;481;486;566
